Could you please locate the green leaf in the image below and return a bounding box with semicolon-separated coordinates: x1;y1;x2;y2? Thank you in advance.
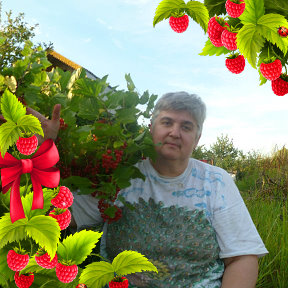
185;1;209;33
237;24;265;68
199;39;231;56
239;0;265;25
0;246;14;286
21;257;47;274
125;73;136;92
257;14;288;55
0;214;27;249
25;215;60;259
204;0;226;17
79;261;114;288
57;230;102;265
1;89;26;122
21;189;55;219
153;0;187;27
61;176;94;195
0;121;22;157
112;250;158;276
17;114;44;136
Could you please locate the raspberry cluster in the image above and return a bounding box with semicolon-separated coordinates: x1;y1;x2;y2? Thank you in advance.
56;262;78;283
14;272;34;288
16;135;38;155
49;208;71;230
169;15;189;33
35;251;58;269
109;276;129;288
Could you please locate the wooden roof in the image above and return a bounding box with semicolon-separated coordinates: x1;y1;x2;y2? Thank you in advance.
47;50;81;72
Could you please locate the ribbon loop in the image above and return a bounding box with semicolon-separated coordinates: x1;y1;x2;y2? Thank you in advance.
21;159;33;174
0;139;60;223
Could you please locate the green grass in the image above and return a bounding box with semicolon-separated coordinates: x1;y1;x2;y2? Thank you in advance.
243;192;288;287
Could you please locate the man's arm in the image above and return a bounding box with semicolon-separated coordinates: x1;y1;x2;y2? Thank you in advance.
221;255;259;288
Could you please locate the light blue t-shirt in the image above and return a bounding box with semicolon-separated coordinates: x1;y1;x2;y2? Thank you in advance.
72;158;268;288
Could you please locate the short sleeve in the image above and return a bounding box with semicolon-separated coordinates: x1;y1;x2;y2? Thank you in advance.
211;171;268;259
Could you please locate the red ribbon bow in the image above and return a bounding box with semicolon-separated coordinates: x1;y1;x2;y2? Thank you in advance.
0;139;60;223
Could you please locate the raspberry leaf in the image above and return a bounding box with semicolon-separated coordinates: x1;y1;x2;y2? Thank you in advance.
61;176;94;195
79;261;114;288
1;89;26;122
199;39;230;56
0;214;27;249
237;23;265;68
153;0;187;27
21;189;55;218
17;114;44;137
0;121;22;157
204;0;226;18
239;0;265;25
21;257;46;274
57;230;103;265
112;250;158;276
25;215;60;259
257;14;288;55
0;246;14;286
185;1;209;33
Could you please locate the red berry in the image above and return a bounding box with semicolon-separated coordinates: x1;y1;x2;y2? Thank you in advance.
225;54;245;74
260;59;282;81
7;250;29;271
59;118;68;130
14;272;34;288
109;277;129;288
225;0;245;18
49;208;71;230
35;252;58;269
56;262;78;283
76;285;87;288
278;26;288;37
207;16;229;47
16;135;38;155
169;15;189;33
271;75;288;96
221;29;238;50
51;186;74;209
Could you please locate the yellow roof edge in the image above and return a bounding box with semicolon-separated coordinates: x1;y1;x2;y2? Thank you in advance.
48;50;82;70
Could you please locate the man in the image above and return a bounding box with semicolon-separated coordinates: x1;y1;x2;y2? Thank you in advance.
33;92;268;287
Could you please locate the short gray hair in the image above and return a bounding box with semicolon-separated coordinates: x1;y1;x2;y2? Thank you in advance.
151;91;206;137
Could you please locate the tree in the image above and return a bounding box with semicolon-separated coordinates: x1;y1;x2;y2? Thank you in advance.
0;6;52;71
208;134;241;171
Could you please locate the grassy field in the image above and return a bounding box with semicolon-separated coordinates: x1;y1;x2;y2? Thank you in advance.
243;192;288;287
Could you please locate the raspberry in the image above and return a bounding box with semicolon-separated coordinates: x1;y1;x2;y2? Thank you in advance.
35;252;58;269
271;75;288;96
278;26;288;37
76;285;87;288
225;0;245;18
207;16;229;47
109;276;129;288
7;250;29;271
169;14;189;33
56;262;78;283
14;272;34;288
225;54;245;74
260;59;282;81
49;208;71;230
221;29;238;50
16;135;38;155
51;186;74;209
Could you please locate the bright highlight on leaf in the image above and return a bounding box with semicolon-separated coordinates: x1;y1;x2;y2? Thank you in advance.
57;230;103;265
79;250;158;288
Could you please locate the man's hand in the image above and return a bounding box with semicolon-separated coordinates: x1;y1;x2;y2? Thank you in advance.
26;104;61;145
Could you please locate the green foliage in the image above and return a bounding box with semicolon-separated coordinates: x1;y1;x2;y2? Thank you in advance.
199;39;230;56
153;0;209;32
57;230;102;265
79;250;158;288
239;0;265;25
204;0;226;17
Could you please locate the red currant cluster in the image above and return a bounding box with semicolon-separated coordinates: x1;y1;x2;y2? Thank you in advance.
98;199;122;223
59;118;68;130
102;149;124;173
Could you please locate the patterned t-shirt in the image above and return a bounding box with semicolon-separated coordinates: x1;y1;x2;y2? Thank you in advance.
71;158;268;288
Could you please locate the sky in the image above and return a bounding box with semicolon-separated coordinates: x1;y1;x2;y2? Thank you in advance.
1;0;288;155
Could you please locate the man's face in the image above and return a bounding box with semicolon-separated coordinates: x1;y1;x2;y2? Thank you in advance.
150;110;200;162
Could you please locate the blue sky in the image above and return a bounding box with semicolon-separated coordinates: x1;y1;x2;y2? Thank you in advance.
2;0;288;155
